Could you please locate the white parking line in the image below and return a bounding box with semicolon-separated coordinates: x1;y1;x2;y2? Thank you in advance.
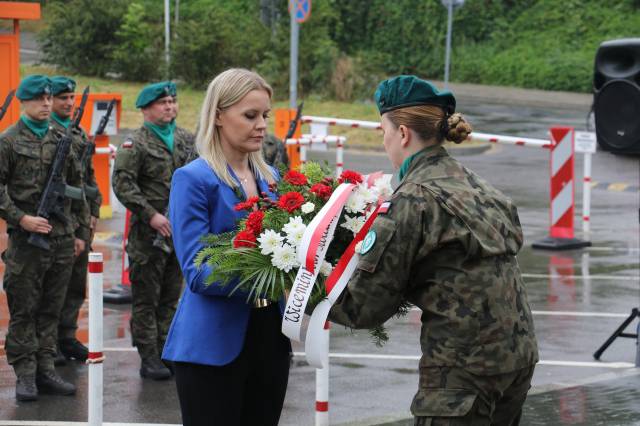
531;310;629;318
587;246;640;253
100;348;635;369
522;273;640;281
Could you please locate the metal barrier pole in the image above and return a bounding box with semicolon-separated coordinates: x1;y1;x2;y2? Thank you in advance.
88;252;105;426
315;321;330;426
582;152;592;235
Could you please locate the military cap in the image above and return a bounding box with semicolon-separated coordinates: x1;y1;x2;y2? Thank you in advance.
16;75;53;100
135;81;175;108
375;75;456;115
51;76;77;96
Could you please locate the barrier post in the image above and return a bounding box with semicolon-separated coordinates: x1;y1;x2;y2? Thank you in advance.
88;252;105;426
532;127;590;250
275;108;301;169
582;152;592;235
315;321;330;426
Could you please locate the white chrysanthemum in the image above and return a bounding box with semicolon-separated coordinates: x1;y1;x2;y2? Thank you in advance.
271;243;299;272
340;214;366;234
257;229;284;255
356;184;378;205
283;216;305;236
354;241;364;254
319;260;333;277
301;202;315;214
372;174;393;199
287;227;306;248
345;192;367;214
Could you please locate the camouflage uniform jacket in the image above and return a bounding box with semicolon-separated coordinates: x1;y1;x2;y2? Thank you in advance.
112;126;193;263
0;119;89;239
51;120;102;240
174;125;198;163
329;145;539;375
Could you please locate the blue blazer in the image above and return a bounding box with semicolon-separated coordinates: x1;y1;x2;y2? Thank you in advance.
162;157;282;366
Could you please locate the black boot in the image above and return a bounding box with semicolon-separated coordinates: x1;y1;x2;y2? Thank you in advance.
54;345;67;366
36;370;76;395
16;374;38;401
162;359;175;376
140;357;171;381
59;338;88;362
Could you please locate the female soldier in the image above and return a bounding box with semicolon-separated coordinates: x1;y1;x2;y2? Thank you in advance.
328;75;538;426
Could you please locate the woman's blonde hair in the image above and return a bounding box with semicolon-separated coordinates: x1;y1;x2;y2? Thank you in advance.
387;105;472;145
196;68;276;187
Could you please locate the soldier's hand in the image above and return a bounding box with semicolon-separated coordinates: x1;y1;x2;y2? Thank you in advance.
19;215;52;234
150;213;171;238
74;238;86;256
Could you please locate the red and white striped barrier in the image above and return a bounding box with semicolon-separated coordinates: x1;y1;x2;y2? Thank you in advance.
87;252;105;426
286;135;347;176
300;115;591;249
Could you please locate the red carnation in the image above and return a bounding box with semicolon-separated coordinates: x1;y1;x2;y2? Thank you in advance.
233;230;257;248
277;191;305;213
338;170;363;184
310;183;332;200
284;170;308;186
234;196;260;211
245;210;264;235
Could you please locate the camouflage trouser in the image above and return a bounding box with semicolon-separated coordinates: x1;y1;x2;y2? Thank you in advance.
129;248;182;360
58;245;89;340
2;230;75;376
412;364;536;426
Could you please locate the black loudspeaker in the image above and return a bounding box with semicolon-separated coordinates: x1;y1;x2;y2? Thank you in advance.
593;38;640;155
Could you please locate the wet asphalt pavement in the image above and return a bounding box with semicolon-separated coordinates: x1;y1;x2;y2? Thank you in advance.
1;99;639;425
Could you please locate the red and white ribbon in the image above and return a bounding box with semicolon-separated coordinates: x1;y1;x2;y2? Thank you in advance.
282;183;356;341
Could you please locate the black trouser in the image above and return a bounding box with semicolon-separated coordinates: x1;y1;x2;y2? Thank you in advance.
174;304;291;426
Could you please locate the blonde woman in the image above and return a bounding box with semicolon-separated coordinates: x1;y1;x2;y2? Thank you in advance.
162;69;290;426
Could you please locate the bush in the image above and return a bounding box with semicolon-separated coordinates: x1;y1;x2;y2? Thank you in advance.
39;0;128;77
171;6;269;88
111;2;164;81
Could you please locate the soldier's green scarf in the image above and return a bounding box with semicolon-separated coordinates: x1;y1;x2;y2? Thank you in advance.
145;121;174;152
20;115;50;139
51;111;71;129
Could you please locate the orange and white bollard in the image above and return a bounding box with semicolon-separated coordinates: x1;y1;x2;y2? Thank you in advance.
88;252;105;426
315;321;330;426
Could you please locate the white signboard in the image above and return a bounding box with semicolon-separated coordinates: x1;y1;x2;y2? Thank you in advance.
575;131;597;154
90;101;118;136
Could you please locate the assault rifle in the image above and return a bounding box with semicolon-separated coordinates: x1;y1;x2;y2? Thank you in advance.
285;101;304;141
0;90;15;122
28;86;90;250
80;98;116;201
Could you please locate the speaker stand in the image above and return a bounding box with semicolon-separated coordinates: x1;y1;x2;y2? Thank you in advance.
593;308;640;367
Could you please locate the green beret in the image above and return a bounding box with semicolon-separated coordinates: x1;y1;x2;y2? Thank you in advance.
51;76;77;96
16;75;52;100
375;75;456;115
136;81;175;108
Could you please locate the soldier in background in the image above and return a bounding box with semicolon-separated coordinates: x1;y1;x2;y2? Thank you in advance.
0;75;87;400
49;76;102;364
329;76;538;425
112;82;193;380
262;133;289;171
167;81;197;163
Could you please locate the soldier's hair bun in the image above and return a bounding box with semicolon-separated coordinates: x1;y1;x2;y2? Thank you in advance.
445;113;472;144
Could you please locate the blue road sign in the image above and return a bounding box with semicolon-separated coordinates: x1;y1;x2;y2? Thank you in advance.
292;0;311;23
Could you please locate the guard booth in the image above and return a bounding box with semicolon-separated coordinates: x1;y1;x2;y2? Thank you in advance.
0;2;40;131
75;94;122;219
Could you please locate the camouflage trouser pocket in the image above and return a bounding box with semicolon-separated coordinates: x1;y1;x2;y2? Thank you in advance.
411;388;479;426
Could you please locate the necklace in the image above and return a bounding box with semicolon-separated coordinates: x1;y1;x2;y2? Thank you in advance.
235;171;251;184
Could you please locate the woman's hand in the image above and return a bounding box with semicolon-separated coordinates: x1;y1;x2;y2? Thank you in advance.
150;212;172;237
